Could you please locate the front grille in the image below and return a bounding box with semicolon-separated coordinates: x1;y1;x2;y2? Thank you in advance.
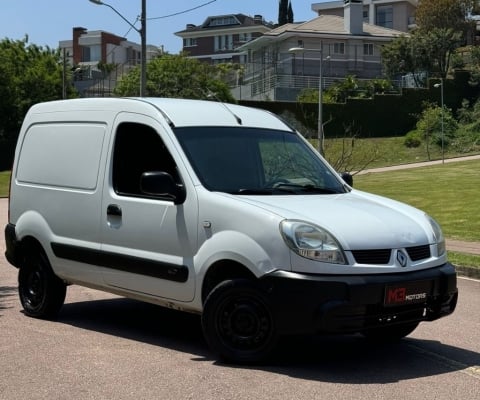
406;245;431;261
352;249;391;264
352;245;431;265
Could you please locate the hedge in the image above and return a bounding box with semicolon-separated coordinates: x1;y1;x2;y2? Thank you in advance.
240;71;479;138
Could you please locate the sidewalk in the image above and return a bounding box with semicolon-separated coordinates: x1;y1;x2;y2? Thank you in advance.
357;154;480;175
446;239;480;256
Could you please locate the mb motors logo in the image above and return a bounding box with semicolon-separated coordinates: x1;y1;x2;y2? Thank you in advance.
387;288;427;304
385;281;429;306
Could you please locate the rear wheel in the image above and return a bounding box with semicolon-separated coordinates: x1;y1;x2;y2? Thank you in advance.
18;250;66;319
202;279;278;364
362;322;419;342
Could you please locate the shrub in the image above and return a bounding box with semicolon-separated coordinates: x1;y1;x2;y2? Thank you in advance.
404;131;422;148
416;104;457;147
450;127;480;153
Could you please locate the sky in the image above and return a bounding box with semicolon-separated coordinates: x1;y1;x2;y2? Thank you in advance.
0;0;329;53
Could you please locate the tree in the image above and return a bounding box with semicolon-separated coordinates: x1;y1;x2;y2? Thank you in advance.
0;37;70;169
381;33;432;86
416;102;458;157
416;0;476;43
382;1;473;83
97;61;116;77
381;28;461;82
425;28;463;78
287;1;294;23
278;0;289;26
114;53;236;103
473;0;480;14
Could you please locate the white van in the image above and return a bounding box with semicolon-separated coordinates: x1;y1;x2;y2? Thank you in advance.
5;98;457;363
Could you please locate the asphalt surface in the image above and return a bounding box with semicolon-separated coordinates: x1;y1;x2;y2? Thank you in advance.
1;199;479;399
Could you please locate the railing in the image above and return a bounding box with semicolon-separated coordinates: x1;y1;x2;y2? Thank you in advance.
234;74;403;101
242;74;344;97
73;62;136;97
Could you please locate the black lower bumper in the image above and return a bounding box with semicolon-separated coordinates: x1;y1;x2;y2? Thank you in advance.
4;223;20;268
261;263;458;335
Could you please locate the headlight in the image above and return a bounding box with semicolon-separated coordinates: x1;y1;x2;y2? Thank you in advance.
280;220;346;264
427;215;446;256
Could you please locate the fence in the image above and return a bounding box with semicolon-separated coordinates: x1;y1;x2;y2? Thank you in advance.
233;74;403;101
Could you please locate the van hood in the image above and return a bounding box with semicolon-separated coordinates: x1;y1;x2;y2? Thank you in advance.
236;190;432;250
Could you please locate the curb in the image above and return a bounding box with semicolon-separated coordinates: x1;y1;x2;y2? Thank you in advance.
455;265;480;280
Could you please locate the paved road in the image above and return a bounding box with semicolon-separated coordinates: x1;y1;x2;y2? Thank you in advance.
1;202;479;399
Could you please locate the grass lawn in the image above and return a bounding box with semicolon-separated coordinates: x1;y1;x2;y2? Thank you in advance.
354;159;480;243
320;136;479;170
448;252;480;270
354;160;480;269
0;170;10;197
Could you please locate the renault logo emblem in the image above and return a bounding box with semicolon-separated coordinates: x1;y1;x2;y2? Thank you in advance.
396;250;408;268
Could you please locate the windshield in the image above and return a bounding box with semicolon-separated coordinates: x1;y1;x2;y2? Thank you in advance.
174;127;347;195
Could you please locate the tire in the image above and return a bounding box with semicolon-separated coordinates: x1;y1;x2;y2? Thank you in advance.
18;250;67;319
201;279;278;364
362;322;419;342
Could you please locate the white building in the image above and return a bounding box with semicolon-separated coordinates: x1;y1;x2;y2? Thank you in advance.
59;27;162;96
236;0;406;101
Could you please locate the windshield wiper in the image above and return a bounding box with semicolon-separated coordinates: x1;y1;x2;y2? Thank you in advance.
236;188;274;195
234;184;343;195
270;183;343;194
235;186;298;195
299;185;344;194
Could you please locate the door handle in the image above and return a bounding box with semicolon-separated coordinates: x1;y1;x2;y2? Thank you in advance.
107;204;122;217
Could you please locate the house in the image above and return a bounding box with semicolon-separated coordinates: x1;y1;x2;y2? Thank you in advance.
175;14;273;65
59;27;161;96
311;0;417;32
235;0;406;101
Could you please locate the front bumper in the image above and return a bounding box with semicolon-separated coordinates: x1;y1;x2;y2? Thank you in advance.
261;263;457;335
4;223;19;267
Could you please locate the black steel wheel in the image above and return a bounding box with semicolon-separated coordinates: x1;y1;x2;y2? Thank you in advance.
362;322;419;342
202;279;278;364
18;250;66;319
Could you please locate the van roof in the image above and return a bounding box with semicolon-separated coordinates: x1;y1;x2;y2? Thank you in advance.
29;98;293;131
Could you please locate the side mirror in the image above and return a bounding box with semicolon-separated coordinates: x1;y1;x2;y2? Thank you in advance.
140;171;186;205
341;172;353;187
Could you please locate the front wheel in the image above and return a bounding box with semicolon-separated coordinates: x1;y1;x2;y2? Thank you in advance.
202;279;278;364
18;250;66;319
362;322;419;342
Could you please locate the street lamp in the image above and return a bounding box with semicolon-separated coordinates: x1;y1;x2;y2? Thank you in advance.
289;44;327;155
434;79;444;164
89;0;146;97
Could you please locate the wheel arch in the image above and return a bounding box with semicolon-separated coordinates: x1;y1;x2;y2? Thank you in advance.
201;260;256;304
15;235;48;268
13;210;55;265
195;230;280;305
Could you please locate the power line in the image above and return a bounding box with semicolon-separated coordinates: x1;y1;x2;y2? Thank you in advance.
81;0;219;78
148;0;217;20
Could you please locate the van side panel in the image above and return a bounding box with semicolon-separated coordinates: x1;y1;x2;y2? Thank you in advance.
16;123;106;190
11;119;110;284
